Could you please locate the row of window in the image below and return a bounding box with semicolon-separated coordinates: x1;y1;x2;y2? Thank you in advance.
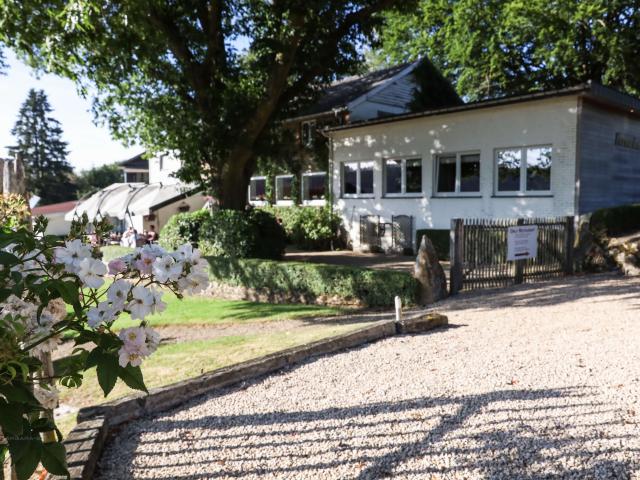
342;146;552;197
249;172;326;203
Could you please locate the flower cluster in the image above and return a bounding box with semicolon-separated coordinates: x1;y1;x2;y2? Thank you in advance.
117;326;160;367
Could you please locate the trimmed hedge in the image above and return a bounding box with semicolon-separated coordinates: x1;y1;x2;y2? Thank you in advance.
415;229;450;260
590;204;640;237
206;256;419;307
159;210;211;251
261;205;342;250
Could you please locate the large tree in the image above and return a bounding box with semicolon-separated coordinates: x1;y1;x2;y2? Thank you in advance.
10;89;77;204
376;0;640;100
0;1;411;209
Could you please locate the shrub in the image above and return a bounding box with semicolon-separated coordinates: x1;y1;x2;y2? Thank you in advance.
415;229;450;260
159;209;210;251
206;256;419;307
589;204;640;237
263;205;342;250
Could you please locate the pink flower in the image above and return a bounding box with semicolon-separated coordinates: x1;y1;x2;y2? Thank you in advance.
108;259;127;275
134;253;155;275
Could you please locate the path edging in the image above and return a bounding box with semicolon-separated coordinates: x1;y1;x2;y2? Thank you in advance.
50;313;447;479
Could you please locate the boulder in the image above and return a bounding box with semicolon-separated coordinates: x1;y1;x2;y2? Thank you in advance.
413;234;448;305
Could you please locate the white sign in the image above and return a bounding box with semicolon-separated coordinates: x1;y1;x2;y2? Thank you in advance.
507;225;538;261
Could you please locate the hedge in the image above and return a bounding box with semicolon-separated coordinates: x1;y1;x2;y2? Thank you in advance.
261;205;342;250
415;229;450;260
206;256;419;307
589;204;640;237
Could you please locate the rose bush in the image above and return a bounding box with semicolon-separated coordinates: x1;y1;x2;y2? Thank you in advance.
0;214;209;479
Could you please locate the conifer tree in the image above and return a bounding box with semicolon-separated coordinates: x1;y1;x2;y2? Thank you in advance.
10;89;77;204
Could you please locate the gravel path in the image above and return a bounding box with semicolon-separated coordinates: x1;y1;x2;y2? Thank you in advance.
96;273;640;479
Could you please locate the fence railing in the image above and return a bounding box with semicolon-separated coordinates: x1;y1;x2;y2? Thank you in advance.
450;216;575;294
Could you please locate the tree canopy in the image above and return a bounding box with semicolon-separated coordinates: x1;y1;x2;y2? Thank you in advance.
0;1;412;209
10;89;77;204
75;163;123;198
376;0;640;100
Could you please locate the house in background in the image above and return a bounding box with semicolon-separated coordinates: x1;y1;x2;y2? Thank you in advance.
119;154;149;183
32;200;78;236
248;58;461;207
327;81;640;251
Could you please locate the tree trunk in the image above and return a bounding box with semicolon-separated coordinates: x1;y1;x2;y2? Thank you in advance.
217;147;255;210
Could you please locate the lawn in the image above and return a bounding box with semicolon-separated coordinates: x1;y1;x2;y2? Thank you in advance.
100;245;134;263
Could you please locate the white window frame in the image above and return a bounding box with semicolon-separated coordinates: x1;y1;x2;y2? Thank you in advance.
301;121;316;147
383;157;423;197
275;174;294;206
248;176;268;205
341;161;375;198
301;172;327;206
434;151;481;197
494;145;552;196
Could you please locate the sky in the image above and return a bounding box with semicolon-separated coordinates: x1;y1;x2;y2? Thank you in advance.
0;49;143;172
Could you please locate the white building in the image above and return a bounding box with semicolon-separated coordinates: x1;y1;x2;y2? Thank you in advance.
32;200;78;236
327;82;640;250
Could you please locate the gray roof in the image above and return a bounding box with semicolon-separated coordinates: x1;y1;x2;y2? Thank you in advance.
327;81;640;132
302;63;412;116
119;153;148;170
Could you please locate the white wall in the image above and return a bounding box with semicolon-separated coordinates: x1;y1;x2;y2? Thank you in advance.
42;212;71;236
331;96;579;249
148;154;182;185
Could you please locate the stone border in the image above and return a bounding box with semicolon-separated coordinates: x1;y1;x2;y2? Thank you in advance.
50;313;447;480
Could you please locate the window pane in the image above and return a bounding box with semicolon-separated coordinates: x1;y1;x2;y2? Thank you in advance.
406;159;422;193
360;161;374;194
385;160;402;194
250;178;266;201
437;156;456;193
460;154;480;192
276;176;292;201
526;147;551;191
497;149;521;191
343;163;357;195
303;174;325;200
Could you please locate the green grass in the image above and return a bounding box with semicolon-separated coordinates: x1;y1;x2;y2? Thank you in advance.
58;322;369;412
112;296;345;329
100;245;134;263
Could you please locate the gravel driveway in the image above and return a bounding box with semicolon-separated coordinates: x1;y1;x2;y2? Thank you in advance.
96;273;640;479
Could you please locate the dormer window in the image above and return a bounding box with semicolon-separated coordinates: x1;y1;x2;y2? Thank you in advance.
301;121;316;147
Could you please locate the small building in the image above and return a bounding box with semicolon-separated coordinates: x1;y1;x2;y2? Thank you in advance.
326;82;640;250
119;154;149;183
32;200;78;236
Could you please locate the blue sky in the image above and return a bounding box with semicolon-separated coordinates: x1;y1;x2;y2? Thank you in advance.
0;49;142;172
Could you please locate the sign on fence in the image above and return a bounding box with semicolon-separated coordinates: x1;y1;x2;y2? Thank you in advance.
507;225;538;261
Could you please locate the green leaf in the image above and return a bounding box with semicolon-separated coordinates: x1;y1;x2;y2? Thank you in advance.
118;364;148;394
0;400;24;434
30;417;56;433
0;382;39;406
85;347;101;369
96;352;119;397
0;251;19;266
7;421;42;480
41;441;69;477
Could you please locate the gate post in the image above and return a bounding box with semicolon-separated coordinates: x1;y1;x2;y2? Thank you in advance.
514;218;525;284
564;216;576;275
450;218;464;295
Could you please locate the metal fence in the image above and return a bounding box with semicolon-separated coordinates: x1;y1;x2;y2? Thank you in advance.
450;217;575;294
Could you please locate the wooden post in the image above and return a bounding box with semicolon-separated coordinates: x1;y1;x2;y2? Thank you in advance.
514;218;525;284
449;218;464;295
564;216;576;275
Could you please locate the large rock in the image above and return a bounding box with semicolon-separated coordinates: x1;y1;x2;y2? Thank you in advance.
414;234;448;305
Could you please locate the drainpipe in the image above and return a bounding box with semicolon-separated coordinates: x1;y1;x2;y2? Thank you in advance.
318;126;336;250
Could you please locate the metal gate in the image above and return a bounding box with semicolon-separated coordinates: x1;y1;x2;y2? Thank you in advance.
359;215;414;252
391;215;413;253
450;217;575;293
360;215;381;250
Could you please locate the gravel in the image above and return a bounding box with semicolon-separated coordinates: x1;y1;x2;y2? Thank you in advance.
96;273;640;479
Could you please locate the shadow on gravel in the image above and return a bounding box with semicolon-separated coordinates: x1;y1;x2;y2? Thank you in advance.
435;273;640;313
96;385;639;479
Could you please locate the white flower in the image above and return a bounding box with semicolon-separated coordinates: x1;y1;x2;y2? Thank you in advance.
144;327;161;354
1;295;37;319
152;255;182;283
134;252;155;275
127;286;154;320
107;279;131;309
34;385;59;410
54;239;91;273
118;326;147;347
77;257;107;289
178;270;209;295
87;301;117;328
118;347;145;368
149;288;166;315
118;327;150;367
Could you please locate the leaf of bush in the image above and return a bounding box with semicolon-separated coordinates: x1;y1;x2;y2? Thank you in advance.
7;423;42;480
41;442;69;476
96;352;119;397
0;400;23;434
118;365;148;393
